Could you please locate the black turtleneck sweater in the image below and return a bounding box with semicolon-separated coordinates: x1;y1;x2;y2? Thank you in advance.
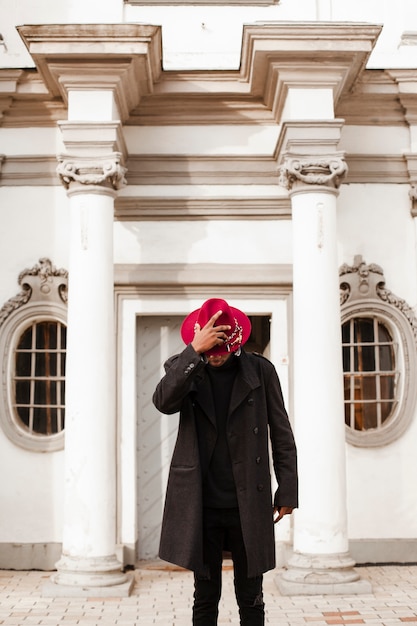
203;355;239;508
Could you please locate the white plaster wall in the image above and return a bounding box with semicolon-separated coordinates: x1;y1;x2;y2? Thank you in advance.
0;128;64;155
346;426;417;539
0;435;64;542
0;187;70;304
124;126;281;156
114;219;293;265
337;184;417;307
0;186;69;543
338;183;417;540
340;126;411;155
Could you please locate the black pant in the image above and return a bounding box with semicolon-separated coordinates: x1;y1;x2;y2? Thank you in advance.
192;507;264;626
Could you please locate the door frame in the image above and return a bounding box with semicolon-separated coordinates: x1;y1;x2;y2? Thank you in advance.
115;270;293;565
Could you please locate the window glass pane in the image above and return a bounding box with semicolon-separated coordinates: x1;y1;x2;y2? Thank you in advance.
33;407;53;435
378;322;392;342
379;345;393;371
342;346;350;371
361;376;377;400
15;380;31;405
362;402;378;430
15;351;31;377
16;406;30;428
380;375;395;400
17;327;33;350
35;352;46;375
358;345;375;371
36;321;57;349
342;323;350;343
354;318;374;343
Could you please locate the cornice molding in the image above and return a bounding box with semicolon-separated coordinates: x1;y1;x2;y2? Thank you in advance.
0;67;413;128
114;196;291;220
0;153;411;187
16;24;162;122
114;263;292;288
239;22;382;122
0;22;387;127
125;154;279;185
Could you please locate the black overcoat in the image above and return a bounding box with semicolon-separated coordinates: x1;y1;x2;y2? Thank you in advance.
152;343;298;578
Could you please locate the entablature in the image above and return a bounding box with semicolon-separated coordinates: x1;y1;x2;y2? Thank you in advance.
0;21;396;127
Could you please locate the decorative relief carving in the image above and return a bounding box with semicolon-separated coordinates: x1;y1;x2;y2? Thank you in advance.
57;153;127;190
279;154;347;190
339;255;417;342
0;258;68;328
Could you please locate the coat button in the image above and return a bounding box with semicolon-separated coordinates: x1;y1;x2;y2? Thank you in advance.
256;456;261;464
184;362;195;375
248;398;254;405
257;483;264;491
253;427;259;435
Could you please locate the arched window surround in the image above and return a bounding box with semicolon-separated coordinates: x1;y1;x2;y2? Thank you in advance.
340;256;417;448
0;258;68;452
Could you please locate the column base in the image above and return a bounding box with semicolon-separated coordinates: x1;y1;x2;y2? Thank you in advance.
42;554;134;597
276;551;372;596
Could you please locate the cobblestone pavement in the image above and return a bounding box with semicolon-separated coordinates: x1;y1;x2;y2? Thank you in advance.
1;562;417;625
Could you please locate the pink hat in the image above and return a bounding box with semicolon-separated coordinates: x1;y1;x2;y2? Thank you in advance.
181;298;251;356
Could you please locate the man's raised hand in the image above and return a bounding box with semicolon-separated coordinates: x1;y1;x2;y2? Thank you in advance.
191;310;231;354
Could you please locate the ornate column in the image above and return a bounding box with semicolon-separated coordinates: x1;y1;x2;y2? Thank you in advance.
45;130;132;596
15;23;162;597
276;122;371;595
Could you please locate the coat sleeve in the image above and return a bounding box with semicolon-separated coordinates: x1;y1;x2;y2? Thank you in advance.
152;343;206;414
263;360;298;509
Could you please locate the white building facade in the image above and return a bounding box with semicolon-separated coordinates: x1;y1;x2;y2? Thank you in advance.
1;0;417;596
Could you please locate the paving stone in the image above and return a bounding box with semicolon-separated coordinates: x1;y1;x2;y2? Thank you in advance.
0;564;416;625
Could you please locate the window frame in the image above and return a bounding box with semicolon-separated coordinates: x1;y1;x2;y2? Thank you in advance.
0;259;68;453
341;298;417;447
1;305;67;452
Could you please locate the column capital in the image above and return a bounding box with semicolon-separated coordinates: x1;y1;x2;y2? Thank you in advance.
57;153;127;192
279;152;347;192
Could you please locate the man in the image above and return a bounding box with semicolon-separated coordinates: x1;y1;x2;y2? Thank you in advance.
153;298;298;625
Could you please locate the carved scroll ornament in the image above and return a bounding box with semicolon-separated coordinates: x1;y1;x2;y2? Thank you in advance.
0;258;68;328
57;153;127;190
339;255;417;343
279;154;347;191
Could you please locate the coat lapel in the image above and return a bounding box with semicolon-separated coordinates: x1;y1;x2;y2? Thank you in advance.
193;372;217;429
228;351;261;417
